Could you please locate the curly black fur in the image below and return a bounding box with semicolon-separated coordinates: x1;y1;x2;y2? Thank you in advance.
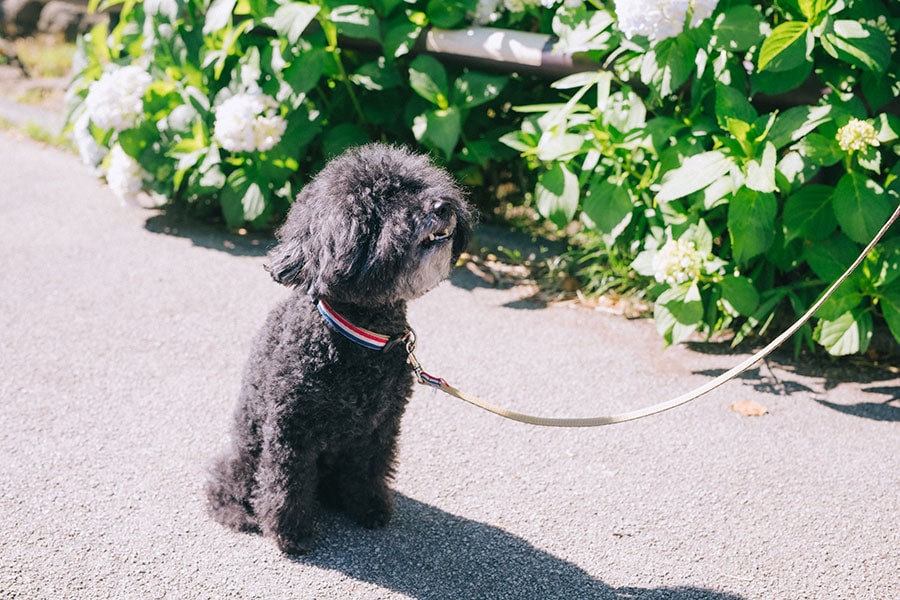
206;144;472;554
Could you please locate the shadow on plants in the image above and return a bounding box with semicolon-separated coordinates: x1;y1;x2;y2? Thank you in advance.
296;494;746;600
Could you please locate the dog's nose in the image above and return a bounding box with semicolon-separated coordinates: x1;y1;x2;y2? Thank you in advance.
432;200;451;219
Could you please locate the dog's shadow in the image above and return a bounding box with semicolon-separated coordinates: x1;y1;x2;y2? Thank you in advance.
297;494;744;600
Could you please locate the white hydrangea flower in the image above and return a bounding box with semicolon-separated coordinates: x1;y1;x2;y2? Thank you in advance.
475;0;501;24
652;236;703;285
836;118;879;152
213;92;288;153
614;0;719;41
73;113;106;172
690;0;718;27
84;65;152;132
106;144;147;205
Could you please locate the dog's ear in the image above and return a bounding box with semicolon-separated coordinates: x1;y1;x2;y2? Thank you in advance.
265;191;316;288
266;194;368;295
266;235;309;288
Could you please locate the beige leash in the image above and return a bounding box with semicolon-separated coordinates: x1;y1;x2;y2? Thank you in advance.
406;204;900;427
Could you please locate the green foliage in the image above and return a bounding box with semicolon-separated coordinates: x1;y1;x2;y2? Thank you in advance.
67;0;519;227
67;0;900;356
502;0;900;356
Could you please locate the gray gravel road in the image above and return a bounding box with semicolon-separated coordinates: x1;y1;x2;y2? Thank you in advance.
1;132;898;599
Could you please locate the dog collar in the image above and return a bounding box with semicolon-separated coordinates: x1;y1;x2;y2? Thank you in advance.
314;297;408;351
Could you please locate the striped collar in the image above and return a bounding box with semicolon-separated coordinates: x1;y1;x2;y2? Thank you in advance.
314;297;408;351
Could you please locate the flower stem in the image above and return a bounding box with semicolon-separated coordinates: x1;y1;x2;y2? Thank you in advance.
318;14;368;127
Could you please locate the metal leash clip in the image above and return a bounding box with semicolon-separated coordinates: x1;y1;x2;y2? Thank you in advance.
403;329;427;383
403;328;447;389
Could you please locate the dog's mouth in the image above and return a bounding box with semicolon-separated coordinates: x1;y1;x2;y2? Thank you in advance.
422;212;457;249
427;225;454;244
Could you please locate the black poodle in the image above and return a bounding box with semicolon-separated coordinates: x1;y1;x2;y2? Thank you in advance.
206;143;472;554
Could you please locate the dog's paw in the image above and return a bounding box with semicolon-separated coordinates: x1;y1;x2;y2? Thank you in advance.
349;497;394;529
275;533;315;556
357;508;392;529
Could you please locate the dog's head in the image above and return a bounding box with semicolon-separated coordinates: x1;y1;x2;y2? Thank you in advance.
267;143;473;306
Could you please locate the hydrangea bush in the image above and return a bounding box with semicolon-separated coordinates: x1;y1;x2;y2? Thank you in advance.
67;0;900;355
67;0;519;222
500;0;900;355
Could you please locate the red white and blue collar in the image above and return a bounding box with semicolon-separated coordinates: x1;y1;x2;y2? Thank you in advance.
314;297;407;351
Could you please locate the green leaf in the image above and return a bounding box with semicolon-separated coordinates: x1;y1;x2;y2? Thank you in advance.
116;128;148;158
411;107;461;159
862;70;899;111
782;184;837;242
284;48;326;96
459;139;504;165
768;105;832;150
551;71;605;90
221;169;266;227
498;130;536;153
383;20;421;58
832;172;893;246
535;163;580;230
715;84;756;127
745;142;777;193
814;281;862;321
267;2;320;44
856;145;882;174
329;4;380;42
728;187;777;264
876;114;900;145
794;132;843;166
804;232;859;280
425;0;468;28
604;90;646;133
657;151;733;202
280;105;321;151
750;59;812;95
322;123;370;159
552;5;615;53
713;5;764;52
821;20;891;73
798;0;835;20
655;283;703;345
719;275;759;316
351;58;402;91
204;0;237;34
373;0;403;16
758;21;810;72
814;310;872;356
451;71;507;109
641;37;695;97
665;281;704;323
582;179;634;240
879;280;900;343
536;133;583;162
876;238;900;287
408;55;449;108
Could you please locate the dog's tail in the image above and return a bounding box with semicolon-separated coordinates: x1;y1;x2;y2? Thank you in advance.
205;453;259;533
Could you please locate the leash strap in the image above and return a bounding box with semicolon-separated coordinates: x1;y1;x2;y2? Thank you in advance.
407;204;900;428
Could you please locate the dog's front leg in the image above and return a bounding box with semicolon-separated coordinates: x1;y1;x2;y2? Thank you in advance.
334;409;404;529
252;425;319;555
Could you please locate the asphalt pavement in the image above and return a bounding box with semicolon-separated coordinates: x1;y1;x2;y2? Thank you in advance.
1;130;898;599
